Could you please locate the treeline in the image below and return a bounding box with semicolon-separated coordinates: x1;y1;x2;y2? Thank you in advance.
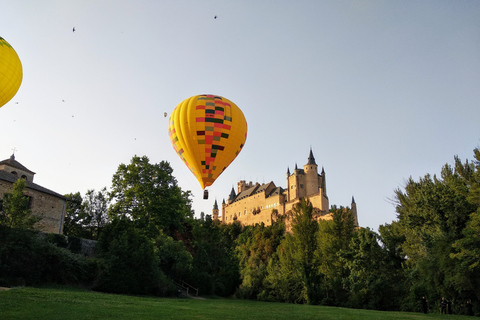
1;150;479;315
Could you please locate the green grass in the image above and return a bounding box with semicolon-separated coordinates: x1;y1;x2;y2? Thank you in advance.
0;286;473;320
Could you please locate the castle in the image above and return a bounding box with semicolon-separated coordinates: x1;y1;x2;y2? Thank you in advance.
0;154;66;234
212;149;358;228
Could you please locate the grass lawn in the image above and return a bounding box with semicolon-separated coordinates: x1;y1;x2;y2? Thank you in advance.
0;286;473;320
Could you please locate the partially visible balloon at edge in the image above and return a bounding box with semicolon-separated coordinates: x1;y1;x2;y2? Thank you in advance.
168;94;248;190
0;37;23;109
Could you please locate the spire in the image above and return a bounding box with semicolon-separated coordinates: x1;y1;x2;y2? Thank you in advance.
295;163;298;170
229;187;236;201
321;166;325;174
287;167;290;175
307;147;316;165
213;199;218;210
351;196;355;204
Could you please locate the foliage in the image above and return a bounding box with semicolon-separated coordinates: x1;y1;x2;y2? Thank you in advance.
235;221;285;299
108;155;193;239
155;232;193;280
290;198;322;304
94;217;168;296
0;225;95;287
189;217;241;296
82;188;110;240
341;227;404;310
63;189;110;240
63;192;88;238
316;206;356;305
391;147;480;311
0;179;39;230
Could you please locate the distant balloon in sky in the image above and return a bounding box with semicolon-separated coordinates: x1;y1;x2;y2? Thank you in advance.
0;37;23;109
168;94;247;196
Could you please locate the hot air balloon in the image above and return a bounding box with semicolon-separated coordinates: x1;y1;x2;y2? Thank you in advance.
0;37;23;109
168;94;247;199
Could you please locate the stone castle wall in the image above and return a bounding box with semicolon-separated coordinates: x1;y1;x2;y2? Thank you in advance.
0;181;65;234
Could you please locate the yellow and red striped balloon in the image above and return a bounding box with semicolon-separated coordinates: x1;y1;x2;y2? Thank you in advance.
168;94;247;190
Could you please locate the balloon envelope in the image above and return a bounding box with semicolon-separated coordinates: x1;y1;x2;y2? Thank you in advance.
168;94;247;189
0;37;23;109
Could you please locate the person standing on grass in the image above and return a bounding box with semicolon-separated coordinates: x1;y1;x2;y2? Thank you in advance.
441;297;447;315
421;296;428;314
466;299;473;316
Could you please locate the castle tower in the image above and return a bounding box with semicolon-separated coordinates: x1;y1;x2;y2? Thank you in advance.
304;148;319;197
228;187;236;204
221;199;226;223
351;196;359;227
213;199;219;220
286;167;291;201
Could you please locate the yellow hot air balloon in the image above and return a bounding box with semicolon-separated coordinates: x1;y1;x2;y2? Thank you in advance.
169;94;247;198
0;37;23;109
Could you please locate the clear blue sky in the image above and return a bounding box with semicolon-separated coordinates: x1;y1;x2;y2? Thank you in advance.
1;1;479;231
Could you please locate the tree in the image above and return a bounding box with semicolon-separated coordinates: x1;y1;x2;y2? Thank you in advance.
0;179;39;230
316;206;355;305
108;155;193;238
392;148;480;310
63;189;110;240
95;218;165;295
83;188;110;240
289;198;322;304
341;227;402;310
188;218;242;296
63;192;86;238
236;221;285;299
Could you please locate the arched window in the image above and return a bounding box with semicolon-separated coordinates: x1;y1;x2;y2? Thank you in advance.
11;171;17;176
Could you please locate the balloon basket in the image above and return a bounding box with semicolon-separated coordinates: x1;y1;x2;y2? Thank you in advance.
203;190;209;200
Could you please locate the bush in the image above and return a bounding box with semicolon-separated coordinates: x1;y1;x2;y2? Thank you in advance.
0;225;96;287
94;218;165;296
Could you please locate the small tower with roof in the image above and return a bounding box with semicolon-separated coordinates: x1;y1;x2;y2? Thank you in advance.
351;196;359;227
304;148;319;196
213;199;219;220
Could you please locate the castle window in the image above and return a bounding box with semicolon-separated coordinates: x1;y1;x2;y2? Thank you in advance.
300;184;303;189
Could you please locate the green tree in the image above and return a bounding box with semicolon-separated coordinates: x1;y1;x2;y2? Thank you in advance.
392;148;480;310
95;218;165;295
450;148;480;300
0;179;39;230
156;232;193;280
83;188;110;240
261;234;306;303
63;192;88;238
341;227;402;310
108;155;193;238
189;218;241;296
236;221;285;299
63;189;110;240
316;206;355;306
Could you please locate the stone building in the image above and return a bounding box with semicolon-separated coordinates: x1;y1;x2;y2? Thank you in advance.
0;154;66;234
213;149;358;229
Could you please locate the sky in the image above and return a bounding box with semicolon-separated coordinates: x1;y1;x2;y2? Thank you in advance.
1;1;479;231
